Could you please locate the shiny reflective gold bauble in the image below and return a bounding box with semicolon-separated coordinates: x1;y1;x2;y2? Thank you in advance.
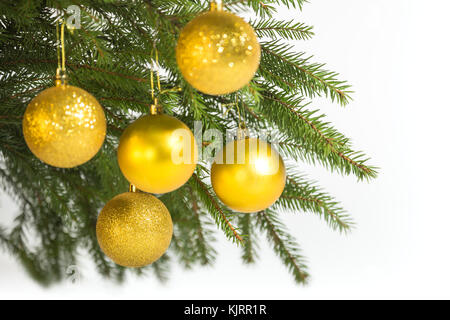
96;192;173;268
117;114;198;194
176;5;261;95
23;81;106;168
211;138;286;213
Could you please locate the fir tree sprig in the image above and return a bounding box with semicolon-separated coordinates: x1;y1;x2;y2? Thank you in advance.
253;89;378;181
252;19;314;41
238;213;259;264
224;0;307;17
256;210;309;284
163;186;217;267
260;40;353;105
190;168;244;244
277;167;354;233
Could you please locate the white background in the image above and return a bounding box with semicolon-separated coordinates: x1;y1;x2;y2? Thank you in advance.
1;0;450;299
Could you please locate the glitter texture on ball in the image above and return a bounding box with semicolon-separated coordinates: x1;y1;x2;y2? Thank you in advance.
96;192;173;268
23;83;106;168
176;8;261;95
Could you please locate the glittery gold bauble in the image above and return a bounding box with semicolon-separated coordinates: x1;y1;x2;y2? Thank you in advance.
211;138;286;213
96;192;173;268
176;6;261;95
117;114;198;194
22;81;106;168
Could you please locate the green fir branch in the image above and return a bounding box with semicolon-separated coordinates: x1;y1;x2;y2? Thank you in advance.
276;167;354;233
256;210;309;284
190;170;243;244
238;213;259;264
255;88;378;181
260;40;352;105
252;19;314;41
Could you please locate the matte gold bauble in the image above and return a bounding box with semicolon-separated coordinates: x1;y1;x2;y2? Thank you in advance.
211;138;286;213
176;5;261;95
22;81;106;168
96;192;173;268
117;114;198;194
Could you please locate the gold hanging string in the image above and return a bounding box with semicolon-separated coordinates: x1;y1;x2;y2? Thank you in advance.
150;54;155;101
149;44;181;114
236;92;249;139
223;93;248;139
56;19;67;83
235;94;242;127
150;45;162;114
56;22;61;75
223;103;236;116
159;87;182;95
61;22;66;74
155;48;161;93
222;94;243;124
150;45;162;102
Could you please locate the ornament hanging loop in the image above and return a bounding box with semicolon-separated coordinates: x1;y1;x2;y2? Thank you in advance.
223;92;249;139
235;92;249;139
56;19;68;86
149;44;181;115
210;0;223;12
237;122;250;140
150;98;163;115
150;44;163;113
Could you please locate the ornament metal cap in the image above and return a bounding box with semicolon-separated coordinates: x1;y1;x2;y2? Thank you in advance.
150;98;163;115
210;1;223;11
237;123;250;140
55;69;68;86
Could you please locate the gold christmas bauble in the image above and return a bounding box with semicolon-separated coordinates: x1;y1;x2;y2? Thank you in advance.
176;7;261;95
117;114;198;194
23;82;106;168
211;138;286;213
96;191;173;268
